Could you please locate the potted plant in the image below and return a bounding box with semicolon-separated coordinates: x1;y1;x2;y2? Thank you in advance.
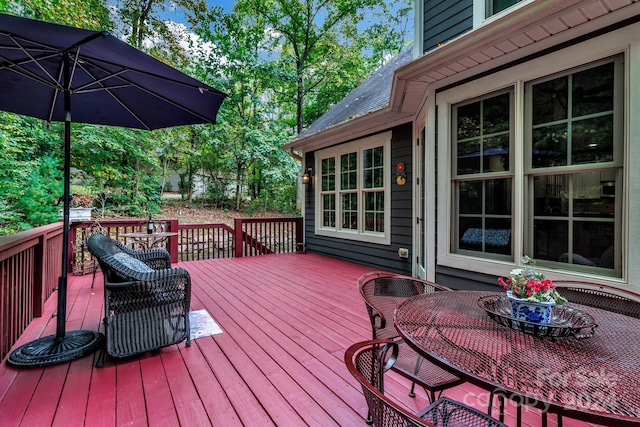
498;256;566;324
59;194;93;222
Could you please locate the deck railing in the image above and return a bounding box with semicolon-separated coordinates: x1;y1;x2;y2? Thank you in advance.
177;223;235;261
0;223;63;361
0;216;302;360
234;217;303;257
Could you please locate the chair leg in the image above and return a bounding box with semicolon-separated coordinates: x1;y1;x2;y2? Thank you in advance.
488;391;505;421
95;347;106;368
488;391;494;416
410;355;424;398
488;393;506;422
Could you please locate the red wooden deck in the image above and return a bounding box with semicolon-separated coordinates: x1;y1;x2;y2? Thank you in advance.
0;253;604;426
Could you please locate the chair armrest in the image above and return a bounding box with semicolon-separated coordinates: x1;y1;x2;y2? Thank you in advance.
104;268;191;312
106;266;190;291
364;300;388;331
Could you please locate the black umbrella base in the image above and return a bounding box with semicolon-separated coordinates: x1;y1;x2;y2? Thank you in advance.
6;330;104;368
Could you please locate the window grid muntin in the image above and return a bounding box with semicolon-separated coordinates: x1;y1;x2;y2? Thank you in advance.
341;152;358;190
364;190;385;232
526;57;622;275
453;91;514;258
315;133;390;242
363;146;385;189
321;157;335;192
341;191;358;230
322;194;336;228
455;92;512;178
531;62;615;170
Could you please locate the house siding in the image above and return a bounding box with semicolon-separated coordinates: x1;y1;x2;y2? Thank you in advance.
304;124;413;275
435;266;498;291
423;0;473;53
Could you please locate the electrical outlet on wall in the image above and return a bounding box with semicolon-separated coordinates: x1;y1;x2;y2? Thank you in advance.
398;248;409;258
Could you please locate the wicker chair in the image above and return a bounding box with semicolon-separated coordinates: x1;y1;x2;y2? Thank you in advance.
345;339;507;427
87;234;191;367
358;272;463;401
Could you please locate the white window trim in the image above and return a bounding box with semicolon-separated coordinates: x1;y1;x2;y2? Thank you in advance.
314;132;392;245
435;32;631;284
473;0;534;29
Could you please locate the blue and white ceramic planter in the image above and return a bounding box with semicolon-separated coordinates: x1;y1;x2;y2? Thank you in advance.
506;291;555;324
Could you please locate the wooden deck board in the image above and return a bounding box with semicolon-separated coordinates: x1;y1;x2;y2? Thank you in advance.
0;253;606;426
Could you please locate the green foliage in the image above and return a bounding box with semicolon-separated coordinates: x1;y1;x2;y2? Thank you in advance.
0;199;25;235
2;0;112;30
73;125;165;215
235;0;383;133
0;1;412;235
0;113;62;234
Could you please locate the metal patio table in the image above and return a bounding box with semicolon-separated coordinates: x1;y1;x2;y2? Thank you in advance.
394;291;640;426
120;231;178;250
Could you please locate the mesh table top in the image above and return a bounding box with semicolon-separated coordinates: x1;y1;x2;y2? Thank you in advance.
394;291;640;426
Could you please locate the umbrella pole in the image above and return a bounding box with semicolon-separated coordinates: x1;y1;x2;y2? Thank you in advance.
55;97;72;339
6;55;104;369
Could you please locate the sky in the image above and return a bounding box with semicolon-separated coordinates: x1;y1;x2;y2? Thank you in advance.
207;0;235;12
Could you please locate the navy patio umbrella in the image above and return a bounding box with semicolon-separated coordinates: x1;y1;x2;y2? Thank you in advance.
0;13;226;367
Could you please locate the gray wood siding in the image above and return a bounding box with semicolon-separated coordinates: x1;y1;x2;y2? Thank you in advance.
435;265;500;291
423;0;473;53
304;124;414;275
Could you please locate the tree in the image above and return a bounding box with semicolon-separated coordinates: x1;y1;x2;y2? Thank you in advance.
357;0;412;69
0;113;62;234
0;0;414;234
114;0;207;67
189;9;298;210
72;125;165;215
235;0;384;133
1;0;112;30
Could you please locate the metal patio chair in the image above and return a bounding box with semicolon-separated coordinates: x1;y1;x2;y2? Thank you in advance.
493;280;640;427
358;271;463;402
87;233;191;367
344;339;507;427
553;280;640;318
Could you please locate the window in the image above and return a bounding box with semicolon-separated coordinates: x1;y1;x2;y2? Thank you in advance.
486;0;523;17
315;132;391;244
321;157;336;227
526;59;622;274
442;56;623;277
453;92;513;259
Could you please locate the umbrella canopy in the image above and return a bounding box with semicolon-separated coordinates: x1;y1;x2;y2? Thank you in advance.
0;13;226;368
0;13;225;129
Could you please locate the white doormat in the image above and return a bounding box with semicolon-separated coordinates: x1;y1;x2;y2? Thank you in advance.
189;309;223;340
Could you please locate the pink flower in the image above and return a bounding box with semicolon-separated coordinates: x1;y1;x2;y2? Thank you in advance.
497;256;566;304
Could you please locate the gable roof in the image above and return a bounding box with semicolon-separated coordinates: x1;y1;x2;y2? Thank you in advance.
296;46;414;141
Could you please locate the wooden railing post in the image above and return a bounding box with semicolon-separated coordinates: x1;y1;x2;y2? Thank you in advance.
167;219;179;264
296;217;304;252
68;225;77;274
33;234;45;317
234;218;243;258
